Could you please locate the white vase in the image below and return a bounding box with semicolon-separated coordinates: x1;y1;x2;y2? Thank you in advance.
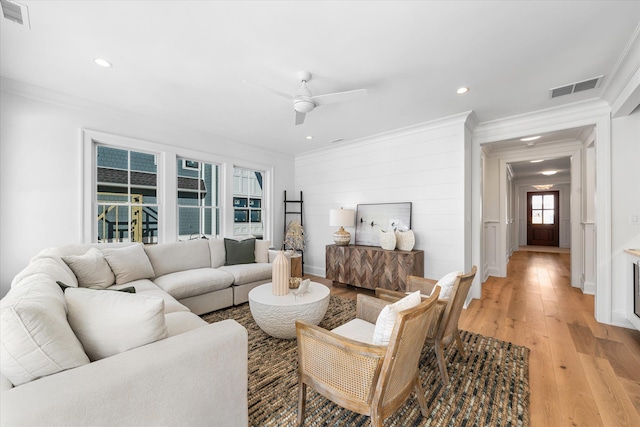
379;230;396;250
272;250;290;296
395;229;415;251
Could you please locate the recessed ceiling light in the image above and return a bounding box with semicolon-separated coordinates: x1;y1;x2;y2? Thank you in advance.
456;87;469;95
520;136;541;142
305;136;313;140
93;58;112;68
541;170;557;176
530;159;544;163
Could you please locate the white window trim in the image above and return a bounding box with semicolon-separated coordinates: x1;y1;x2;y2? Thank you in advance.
83;129;165;243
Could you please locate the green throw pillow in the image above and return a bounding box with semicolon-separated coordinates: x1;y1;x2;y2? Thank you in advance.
57;281;136;294
224;238;256;265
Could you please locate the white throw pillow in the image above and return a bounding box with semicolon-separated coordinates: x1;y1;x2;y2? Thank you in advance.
0;276;90;386
436;271;463;300
62;247;115;289
372;290;421;345
65;287;168;361
102;244;155;285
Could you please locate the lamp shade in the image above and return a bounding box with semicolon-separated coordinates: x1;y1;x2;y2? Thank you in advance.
329;209;355;227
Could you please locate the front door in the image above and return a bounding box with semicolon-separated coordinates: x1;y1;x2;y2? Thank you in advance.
527;191;559;246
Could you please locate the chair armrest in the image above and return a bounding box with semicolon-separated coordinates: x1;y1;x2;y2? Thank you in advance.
375;288;406;302
356;294;390;323
296;320;386;404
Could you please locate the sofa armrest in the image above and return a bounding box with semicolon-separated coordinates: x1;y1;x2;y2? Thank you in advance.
1;320;248;427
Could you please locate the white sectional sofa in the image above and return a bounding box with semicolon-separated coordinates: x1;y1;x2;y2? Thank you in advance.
0;238;274;426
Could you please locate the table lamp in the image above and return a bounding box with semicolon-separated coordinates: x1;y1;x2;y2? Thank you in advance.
329;208;355;246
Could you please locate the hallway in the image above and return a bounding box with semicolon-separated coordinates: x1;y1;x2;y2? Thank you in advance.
459;250;640;426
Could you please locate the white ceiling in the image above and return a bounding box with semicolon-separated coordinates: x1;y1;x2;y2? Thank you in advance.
1;1;639;156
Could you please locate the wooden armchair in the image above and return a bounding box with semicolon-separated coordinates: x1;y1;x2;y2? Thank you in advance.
295;288;441;427
376;266;478;385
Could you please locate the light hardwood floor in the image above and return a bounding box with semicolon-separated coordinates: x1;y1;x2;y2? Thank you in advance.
307;250;640;427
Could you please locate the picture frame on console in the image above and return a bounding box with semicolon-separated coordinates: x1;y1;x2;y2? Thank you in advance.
355;202;411;247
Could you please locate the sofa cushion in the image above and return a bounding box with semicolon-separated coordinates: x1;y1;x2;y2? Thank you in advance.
144;239;211;278
224;238;255;265
255;240;271;263
11;255;79;289
209;239;226;268
65;287;168;361
102;244;155;285
218;263;272;286
0;274;90;386
62;247;116;289
153;268;234;300
164;311;208;337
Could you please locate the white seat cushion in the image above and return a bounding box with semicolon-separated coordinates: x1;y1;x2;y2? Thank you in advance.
164;311;208;337
153;268;234;300
65;287;168;361
0;275;90;386
332;318;376;344
218;263;272;286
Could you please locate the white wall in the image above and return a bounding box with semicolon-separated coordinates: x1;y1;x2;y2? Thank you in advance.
0;81;295;297
610;108;640;327
294;113;474;289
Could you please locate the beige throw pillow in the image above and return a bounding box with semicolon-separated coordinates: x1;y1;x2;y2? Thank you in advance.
62;247;115;289
65;287;168;361
372;290;421;345
102;244;155;285
255;240;271;263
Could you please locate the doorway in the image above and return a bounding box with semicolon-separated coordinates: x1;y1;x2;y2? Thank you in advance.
527;191;559;246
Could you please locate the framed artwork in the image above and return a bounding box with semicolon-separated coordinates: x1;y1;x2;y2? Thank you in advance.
355;202;412;247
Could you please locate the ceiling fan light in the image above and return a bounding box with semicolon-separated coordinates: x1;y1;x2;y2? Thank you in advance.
294;99;315;113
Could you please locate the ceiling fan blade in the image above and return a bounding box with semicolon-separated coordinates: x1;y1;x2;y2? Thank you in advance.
312;89;368;106
241;79;291;100
295;110;306;126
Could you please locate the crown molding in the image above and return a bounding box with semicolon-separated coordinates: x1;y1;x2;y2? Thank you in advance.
473;99;610;145
296;110;475;160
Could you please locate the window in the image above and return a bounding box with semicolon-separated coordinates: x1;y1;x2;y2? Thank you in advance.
96;145;159;243
233;167;264;239
531;194;555;224
177;158;220;240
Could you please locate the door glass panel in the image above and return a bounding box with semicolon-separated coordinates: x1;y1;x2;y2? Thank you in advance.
543;195;554;209
532;195;542;209
543;210;555;224
532;210;543;224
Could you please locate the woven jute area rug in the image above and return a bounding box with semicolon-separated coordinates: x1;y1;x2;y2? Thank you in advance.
202;295;530;427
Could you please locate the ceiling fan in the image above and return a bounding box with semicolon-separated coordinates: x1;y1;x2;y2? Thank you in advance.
243;71;368;125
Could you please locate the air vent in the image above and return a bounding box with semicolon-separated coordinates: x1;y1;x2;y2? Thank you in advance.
1;0;29;27
550;75;603;98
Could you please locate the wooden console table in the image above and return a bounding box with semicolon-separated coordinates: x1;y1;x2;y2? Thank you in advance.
325;244;424;291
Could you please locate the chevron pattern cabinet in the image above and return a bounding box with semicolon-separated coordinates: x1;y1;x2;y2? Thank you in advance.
325;244;424;291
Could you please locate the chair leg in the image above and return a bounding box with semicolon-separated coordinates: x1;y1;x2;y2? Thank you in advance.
435;343;449;386
297;382;307;426
370;409;383;427
414;377;429;417
455;330;466;357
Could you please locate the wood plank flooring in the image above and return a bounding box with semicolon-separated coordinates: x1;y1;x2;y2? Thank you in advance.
306;250;640;427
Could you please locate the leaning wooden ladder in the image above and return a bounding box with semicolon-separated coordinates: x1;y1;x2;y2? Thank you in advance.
284;191;304;273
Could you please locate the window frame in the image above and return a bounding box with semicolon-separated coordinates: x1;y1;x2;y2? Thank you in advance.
177;156;221;240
